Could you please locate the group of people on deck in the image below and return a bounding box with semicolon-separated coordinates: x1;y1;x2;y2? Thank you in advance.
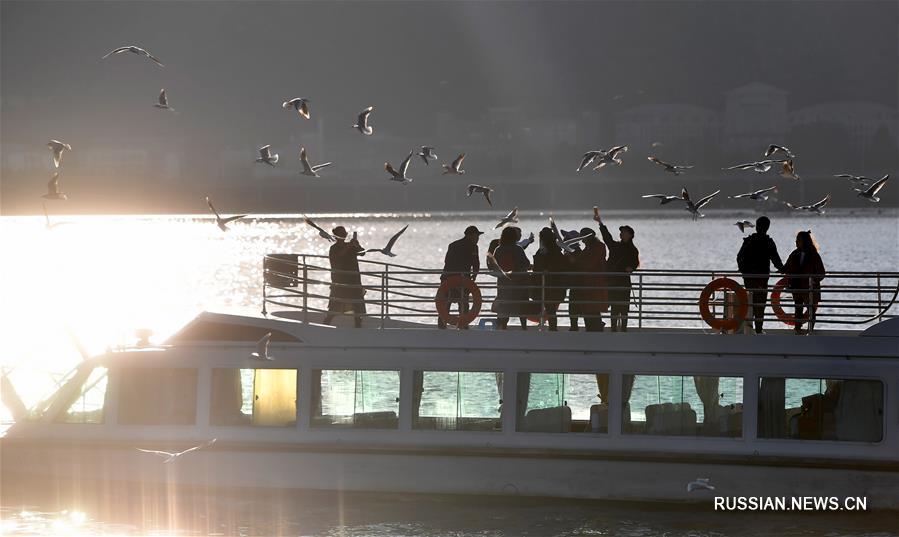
322;212;826;335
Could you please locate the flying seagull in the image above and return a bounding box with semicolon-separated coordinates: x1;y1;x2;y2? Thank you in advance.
352;106;374;135
855;175;889;203
282;98;310;119
466;184;493;206
418;146;437;165
47;140;72;168
442;153;467;175
686;478;715;492
101;45;164;67
485;252;511;280
256;145;279;166
517;232;535;250
42;172;67;200
42;203;68;230
780;160;800;180
834;173;873;186
641;193;684;205
724;160;785;173
385;150;414;184
682;187;720;220
764;144;795;159
577;146;628;171
299;147;332;177
154;89;174;111
302;215;337;242
549;217;591;253
729;186;777;201
206;197;246;231
494;207;519;229
786;194;830;214
250;332;273;360
136;439;217;464
361;225;408;257
647;156;693;175
734;220;755;233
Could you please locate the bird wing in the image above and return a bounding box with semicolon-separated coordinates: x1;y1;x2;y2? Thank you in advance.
48;172;60;193
549;217;563;242
868;175;890;195
484;190;492;206
695;190;720;209
299;100;310;119
833;174;853;179
303;216;334;240
259;145;272;159
358;107;372;125
608;145;628;157
312;162;332;172
178;438;217;456
730;192;751;199
758;186;778;194
102;46;131;59
384;225;409;252
680;187;690;202
299;148;313;173
385;162;399;178
466;185;475;196
399;150;413;175
647;156;670;168
811;194;830;209
256;332;272;357
221;215;246;225
764;144;778;157
205;197;222;219
642;194;669;199
725;163;753;170
136;448;176;458
577;152;599;171
145;51;165;67
452;153;466;169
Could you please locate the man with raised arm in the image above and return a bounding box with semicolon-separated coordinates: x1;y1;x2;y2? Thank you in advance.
594;207;640;332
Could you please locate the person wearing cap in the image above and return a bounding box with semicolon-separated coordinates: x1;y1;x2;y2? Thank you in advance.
736;216;785;334
569;226;608;332
323;226;366;328
594;209;640;332
438;225;483;329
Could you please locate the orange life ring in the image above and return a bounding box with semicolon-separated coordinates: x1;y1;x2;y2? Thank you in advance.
435;275;482;327
771;277;819;326
698;277;749;332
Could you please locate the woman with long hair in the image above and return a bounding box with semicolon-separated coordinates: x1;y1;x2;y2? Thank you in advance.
532;227;570;331
491;226;532;329
783;230;826;334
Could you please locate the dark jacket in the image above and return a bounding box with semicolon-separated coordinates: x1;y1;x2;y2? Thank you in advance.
599;223;639;286
569;238;608;314
328;239;365;312
737;233;784;277
442;237;480;281
491;243;532;315
784;249;825;291
532;246;569;304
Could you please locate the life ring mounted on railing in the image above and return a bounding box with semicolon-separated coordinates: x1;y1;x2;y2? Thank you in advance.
435;275;482;327
698;277;749;332
770;276;819;326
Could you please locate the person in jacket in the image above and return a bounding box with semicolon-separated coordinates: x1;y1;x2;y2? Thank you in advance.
783;230;825;334
323;226;366;328
438;225;483;329
532;227;570;331
594;209;639;332
569;227;608;332
491;226;532;329
736;216;785;334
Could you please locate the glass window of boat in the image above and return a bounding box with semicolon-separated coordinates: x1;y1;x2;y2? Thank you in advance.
757;377;883;442
622;375;743;437
516;373;609;433
312;370;399;429
211;368;298;427
59;366;108;424
413;371;502;431
117;368;198;426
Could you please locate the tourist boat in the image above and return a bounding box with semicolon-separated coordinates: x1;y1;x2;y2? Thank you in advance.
2;255;898;508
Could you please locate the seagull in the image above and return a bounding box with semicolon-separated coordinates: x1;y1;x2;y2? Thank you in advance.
385;150;414;184
299;147;332;177
47;140;72;168
494;207;519;229
101;45;164;67
682;187;720;220
154;89;174;111
466;184;493;206
576;151;602;172
302;215;336;242
686;478;715;492
780;159;800;180
786;194;830;214
548;217;591;253
641;193;684;205
136;439;217;464
442;153;466;175
724;160;785;173
834;173;873;186
485;252;511;280
418;146;437;165
361;225;408;257
517;232;535;250
42;172;67;200
729;186;777;201
578;146;628;171
42;203;68;230
250;332;273;360
764;144;795;159
855;175;889;202
647;156;693;175
352;106;374;135
206;197;247;231
734;220;755;233
282;98;310;119
256;145;279;166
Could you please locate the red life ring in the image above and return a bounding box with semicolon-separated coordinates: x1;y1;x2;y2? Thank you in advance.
435;275;482;327
771;277;819;326
698;277;749;332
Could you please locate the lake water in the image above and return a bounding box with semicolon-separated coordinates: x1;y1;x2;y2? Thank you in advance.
1;210;897;535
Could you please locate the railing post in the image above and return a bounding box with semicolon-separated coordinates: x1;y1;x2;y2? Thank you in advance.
380;268;387;330
261;271;268;316
540;272;546;330
808;276;815;335
876;273;882;320
302;255;308;325
637;273;643;329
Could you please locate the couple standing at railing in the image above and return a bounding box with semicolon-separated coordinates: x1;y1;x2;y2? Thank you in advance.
737;216;826;335
439;209;639;332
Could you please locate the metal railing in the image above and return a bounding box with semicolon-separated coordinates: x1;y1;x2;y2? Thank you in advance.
262;254;899;332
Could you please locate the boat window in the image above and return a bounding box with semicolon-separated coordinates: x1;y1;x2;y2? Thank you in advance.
516;373;608;433
757;377;883;442
312;370;399;429
59;367;108;424
210;368;298;427
622;375;743;437
117;368;198;426
413;371;502;431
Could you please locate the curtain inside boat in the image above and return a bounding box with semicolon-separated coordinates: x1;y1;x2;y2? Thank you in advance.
210;368;246;425
758;377;786;438
253;369;297;426
693;376;720;424
620;374;635;428
595;375;609;404
516;373;531;422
